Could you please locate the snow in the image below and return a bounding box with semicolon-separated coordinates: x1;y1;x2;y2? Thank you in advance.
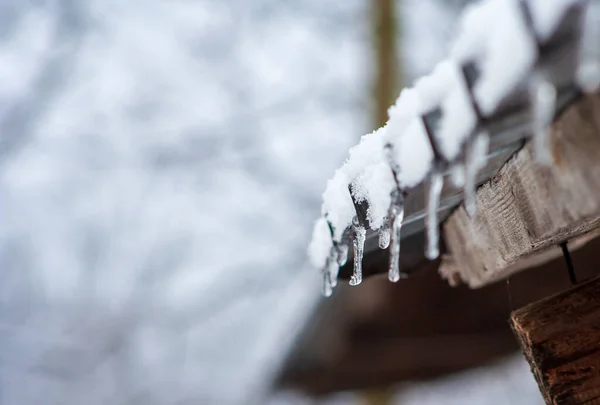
352;161;395;230
577;0;600;92
391;118;435;187
345;127;388;181
322;168;355;242
346;129;395;230
345;127;396;230
308;217;333;269
528;0;582;41
384;88;434;188
386;88;422;138
451;0;538;115
425;171;444;260
437;63;478;161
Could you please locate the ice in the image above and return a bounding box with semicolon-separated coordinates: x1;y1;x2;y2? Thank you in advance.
378;219;391;249
308;217;334;269
349;216;366;286
321;268;333;297
425;171;444;260
327;249;340;289
464;132;489;216
577;0;600;93
451;0;538;115
527;0;582;41
450;164;466;187
387;190;405;283
528;73;557;164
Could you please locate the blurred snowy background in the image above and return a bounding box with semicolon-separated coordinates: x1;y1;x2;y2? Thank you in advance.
0;0;542;404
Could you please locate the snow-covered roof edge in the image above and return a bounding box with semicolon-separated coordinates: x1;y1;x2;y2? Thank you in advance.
309;0;599;296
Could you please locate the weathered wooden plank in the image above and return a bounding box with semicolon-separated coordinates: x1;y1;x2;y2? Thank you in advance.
441;93;600;288
510;276;600;405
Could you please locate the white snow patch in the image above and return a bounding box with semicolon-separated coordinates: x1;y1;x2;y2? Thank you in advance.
452;0;538;115
413;60;454;113
392;118;434;188
351;162;395;230
308;217;333;269
528;0;582;41
437;63;477;160
344;126;387;181
321;168;355;242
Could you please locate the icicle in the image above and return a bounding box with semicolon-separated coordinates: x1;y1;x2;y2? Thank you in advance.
378;219;391;249
336;243;349;266
577;0;600;93
450;163;465;188
388;190;405;283
328;248;340;288
349;216;365;286
464;131;490;216
529;73;556;165
321;267;333;297
425;171;444;260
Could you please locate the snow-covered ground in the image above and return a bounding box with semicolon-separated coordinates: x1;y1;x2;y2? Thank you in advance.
0;0;548;404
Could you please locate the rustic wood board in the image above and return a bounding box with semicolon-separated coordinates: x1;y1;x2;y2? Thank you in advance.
441;93;600;288
511;276;600;405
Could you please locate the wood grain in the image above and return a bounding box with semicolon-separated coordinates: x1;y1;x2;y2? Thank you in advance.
511;276;600;405
441;93;600;288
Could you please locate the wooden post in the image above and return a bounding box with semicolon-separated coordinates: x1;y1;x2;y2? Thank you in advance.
511;276;600;405
440;93;600;288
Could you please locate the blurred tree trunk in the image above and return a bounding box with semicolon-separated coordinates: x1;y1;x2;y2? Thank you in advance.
372;0;400;128
362;388;396;405
362;0;400;404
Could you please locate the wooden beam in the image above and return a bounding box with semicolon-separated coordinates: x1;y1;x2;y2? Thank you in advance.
511;276;600;405
441;93;600;288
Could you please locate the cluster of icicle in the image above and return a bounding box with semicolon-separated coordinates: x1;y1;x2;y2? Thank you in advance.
309;0;600;297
